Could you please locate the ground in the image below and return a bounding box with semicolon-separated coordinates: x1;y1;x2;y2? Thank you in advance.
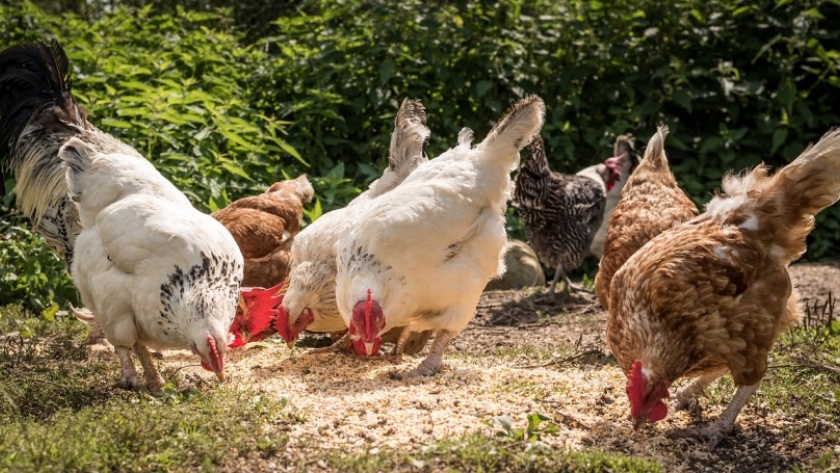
1;263;839;472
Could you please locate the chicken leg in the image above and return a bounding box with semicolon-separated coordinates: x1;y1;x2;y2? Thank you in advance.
387;326;415;365
115;346;142;390
668;383;757;447
395;329;456;378
674;369;727;411
134;343;165;391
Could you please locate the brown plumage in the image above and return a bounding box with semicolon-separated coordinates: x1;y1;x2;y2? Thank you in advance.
607;128;840;446
212;175;314;288
595;126;699;309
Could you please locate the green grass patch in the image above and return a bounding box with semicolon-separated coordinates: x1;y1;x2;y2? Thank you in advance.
328;433;662;473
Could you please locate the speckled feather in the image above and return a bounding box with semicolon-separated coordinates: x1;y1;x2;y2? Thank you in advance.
513;134;607;275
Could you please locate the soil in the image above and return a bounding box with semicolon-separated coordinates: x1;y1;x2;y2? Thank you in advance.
159;262;840;472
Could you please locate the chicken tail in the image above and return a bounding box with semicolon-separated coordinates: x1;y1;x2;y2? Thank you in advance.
613;134;636;166
0;38;85;215
389;98;430;177
57;137;97;204
707;128;840;263
640;126;669;171
477;95;545;170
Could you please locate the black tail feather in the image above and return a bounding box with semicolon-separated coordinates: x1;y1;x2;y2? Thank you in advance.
0;38;77;196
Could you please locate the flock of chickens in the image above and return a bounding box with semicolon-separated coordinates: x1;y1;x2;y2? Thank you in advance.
2;39;840;448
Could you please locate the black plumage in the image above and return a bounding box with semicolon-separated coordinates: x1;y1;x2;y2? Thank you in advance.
0;38;140;267
513;135;608;297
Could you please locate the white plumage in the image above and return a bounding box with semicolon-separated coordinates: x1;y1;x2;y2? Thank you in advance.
334;95;545;377
60;137;243;390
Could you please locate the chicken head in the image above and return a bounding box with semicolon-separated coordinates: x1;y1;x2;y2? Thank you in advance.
228;283;285;348
275;305;314;349
349;289;385;356
194;333;227;381
627;360;671;430
604;153;628;191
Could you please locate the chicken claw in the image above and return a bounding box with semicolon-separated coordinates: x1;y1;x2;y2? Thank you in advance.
393;330;455;379
304;332;352;355
115;346;142;391
667;384;756;448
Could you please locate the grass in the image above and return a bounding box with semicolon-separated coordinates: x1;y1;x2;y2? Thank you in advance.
1;299;840;472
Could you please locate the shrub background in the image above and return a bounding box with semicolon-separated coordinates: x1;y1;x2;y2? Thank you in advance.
1;0;839;312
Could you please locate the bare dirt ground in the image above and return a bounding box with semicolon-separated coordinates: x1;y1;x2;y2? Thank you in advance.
125;262;840;473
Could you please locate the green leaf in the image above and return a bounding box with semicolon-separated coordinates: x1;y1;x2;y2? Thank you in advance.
771;128;788;155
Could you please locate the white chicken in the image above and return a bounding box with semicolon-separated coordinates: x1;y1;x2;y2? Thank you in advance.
59;137;244;390
334;95;545;377
278;99;431;356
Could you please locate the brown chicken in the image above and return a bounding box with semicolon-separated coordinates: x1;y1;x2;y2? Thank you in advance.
606;129;840;446
594;126;698;309
212;174;314;288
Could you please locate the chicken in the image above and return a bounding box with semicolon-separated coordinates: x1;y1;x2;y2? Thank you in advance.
606;128;840;446
59;137;244;389
212;174;314;288
594;126;699;309
276;98;433;356
0;39;276;353
334;95;545;377
585;134;638;258
512;134;625;298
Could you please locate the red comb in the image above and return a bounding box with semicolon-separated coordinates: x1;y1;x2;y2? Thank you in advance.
627;360;646;417
202;334;223;373
365;289;373;332
228;282;284;349
273;304;292;342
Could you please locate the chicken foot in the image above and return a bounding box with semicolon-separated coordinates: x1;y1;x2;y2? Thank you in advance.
304;332;352;355
395;329;456;378
114;346;142;390
674;369;727;411
668;383;757;448
387;326;415;365
134;344;165;391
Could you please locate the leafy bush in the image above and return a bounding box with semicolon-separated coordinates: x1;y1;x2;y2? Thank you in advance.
0;213;79;313
3;0;840;313
259;0;840;257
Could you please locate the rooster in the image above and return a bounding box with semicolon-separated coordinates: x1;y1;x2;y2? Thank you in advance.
213;174;314;288
276;98;433;357
595;126;699;309
512;134;626;298
0;39;277;357
586;134;637;258
60;137;244;389
607;128;840;446
334;95;545;377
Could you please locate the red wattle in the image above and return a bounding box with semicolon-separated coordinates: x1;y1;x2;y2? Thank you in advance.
648;400;668;423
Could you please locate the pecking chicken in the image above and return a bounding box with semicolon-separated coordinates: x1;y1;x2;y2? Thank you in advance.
212;174;314;288
334;95;545;377
594;126;698;309
606;128;840;446
276;98;433;357
585;134;638;258
60;136;244;390
0;39;277;366
512;134;626;298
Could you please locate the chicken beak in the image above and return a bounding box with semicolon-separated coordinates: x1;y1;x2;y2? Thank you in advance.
633;414;647;431
215;370;225;382
364;341;375;356
286;340;296;350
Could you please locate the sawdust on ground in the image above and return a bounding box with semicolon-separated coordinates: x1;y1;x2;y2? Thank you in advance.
148;262;840;472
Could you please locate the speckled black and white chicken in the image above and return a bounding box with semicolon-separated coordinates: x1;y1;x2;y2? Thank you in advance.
512;135;626;297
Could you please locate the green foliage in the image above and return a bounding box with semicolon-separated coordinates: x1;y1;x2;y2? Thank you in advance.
489;412;560;443
260;0;840;258
0;215;79;313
